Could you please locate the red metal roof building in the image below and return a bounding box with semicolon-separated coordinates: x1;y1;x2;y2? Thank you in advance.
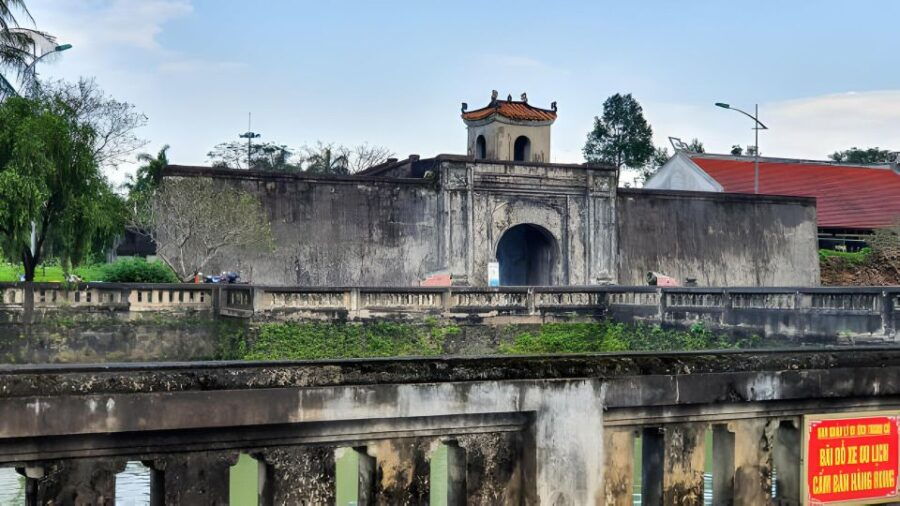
645;152;900;248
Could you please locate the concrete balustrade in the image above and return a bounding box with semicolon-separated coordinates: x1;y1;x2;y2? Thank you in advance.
1;282;898;341
1;349;900;504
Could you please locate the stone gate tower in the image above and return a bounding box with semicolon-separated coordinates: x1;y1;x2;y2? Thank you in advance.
461;91;557;163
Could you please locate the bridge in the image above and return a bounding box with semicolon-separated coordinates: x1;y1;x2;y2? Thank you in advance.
3;347;900;504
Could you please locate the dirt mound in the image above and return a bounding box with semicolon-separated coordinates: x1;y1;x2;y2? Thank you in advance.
820;255;900;286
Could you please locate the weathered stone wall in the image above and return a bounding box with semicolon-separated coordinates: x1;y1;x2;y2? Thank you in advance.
167;167;444;286
616;188;820;286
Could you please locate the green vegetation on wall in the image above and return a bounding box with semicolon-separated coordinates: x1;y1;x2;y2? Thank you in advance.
225;320;760;362
239;321;459;361
500;321;760;354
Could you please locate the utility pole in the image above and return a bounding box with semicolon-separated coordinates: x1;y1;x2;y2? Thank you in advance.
239;113;260;170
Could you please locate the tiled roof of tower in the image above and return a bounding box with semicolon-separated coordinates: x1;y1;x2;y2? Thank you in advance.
462;100;557;122
689;154;900;229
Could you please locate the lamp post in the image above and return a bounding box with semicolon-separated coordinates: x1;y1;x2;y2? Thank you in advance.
20;43;72;97
19;43;71;263
715;102;768;194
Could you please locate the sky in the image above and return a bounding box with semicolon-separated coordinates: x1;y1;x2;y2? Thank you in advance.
22;0;900;185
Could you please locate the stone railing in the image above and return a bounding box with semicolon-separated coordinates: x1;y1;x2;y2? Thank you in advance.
0;282;216;322
2;282;898;341
227;285;899;341
3;349;900;504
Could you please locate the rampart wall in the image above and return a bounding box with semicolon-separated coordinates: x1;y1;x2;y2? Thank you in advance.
616;188;820;286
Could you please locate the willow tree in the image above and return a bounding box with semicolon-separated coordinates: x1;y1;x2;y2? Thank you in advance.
0;94;123;280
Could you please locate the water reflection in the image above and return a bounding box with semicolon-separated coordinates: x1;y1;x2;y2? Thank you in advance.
0;463;152;506
116;461;151;506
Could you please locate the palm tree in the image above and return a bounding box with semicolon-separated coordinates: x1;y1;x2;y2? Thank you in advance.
0;0;56;98
126;145;170;196
303;142;350;175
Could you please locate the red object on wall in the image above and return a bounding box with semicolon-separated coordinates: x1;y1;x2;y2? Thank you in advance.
806;415;900;504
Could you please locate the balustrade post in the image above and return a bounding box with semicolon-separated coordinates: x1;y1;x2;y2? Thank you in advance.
657;288;667;323
773;419;801;506
259;445;336;504
663;423;707;505
603;428;635;506
732;419;776;505
367;438;432;504
456;431;534;505
148;452;237;505
882;290;896;339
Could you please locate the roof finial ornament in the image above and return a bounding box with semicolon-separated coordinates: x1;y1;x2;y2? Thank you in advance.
520;92;528;103
491;90;498;101
461;102;468;113
551;101;557;112
507;94;512;101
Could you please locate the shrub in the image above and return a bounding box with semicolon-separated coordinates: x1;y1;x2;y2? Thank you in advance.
100;258;179;283
818;247;871;265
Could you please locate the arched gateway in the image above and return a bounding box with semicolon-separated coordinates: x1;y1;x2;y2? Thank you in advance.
496;224;558;286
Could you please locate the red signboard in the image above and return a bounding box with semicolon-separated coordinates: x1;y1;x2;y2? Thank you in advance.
806;415;900;504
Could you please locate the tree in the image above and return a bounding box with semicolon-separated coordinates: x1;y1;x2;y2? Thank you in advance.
124;145;168;227
345;143;395;173
139;177;274;281
127;145;169;197
1;0;57;98
731;145;743;156
583;93;654;174
686;138;704;153
0;93;123;280
829;147;894;164
207;141;301;172
636;146;670;185
302;142;350;175
39;79;148;170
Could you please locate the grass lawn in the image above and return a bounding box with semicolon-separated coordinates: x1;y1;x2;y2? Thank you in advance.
0;262;106;282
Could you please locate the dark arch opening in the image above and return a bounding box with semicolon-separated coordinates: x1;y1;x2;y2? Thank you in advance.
475;135;486;159
513;136;531;162
496;224;557;286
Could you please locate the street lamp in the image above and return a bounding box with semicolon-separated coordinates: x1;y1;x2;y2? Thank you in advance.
21;42;72;96
715;102;768;194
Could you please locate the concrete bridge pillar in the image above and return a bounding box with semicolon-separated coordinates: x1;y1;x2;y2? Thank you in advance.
18;458;125;506
663;423;708;505
367;438;432;504
732;419;776;505
602;428;635;506
259;445;336;505
712;424;736;505
773;419;801;505
148;452;237;505
457;431;534;505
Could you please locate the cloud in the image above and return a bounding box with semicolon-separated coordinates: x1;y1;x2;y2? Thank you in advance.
765;91;900;156
646;90;900;160
30;0;193;52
